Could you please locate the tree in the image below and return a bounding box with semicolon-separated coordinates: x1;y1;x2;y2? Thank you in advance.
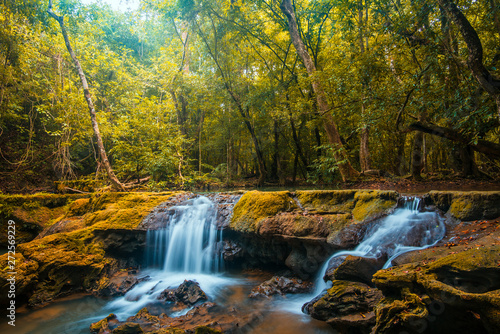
438;0;500;118
280;0;359;182
47;0;125;190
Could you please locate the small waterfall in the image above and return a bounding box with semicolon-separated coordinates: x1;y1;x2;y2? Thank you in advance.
313;196;445;295
106;196;229;318
145;196;223;273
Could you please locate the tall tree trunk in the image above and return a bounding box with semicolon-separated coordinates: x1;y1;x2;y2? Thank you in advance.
47;1;125;191
411;130;424;180
360;126;371;172
281;0;359;182
438;0;500;117
358;0;371;172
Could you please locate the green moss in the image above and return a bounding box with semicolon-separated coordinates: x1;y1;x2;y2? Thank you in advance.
428;191;500;221
111;322;144;333
230;191;297;233
352;190;398;222
324;213;355;243
68;198;91;216
90;313;116;333
373;290;429;333
194;326;222;334
0;193;90;245
426;245;500;273
295;190;357;213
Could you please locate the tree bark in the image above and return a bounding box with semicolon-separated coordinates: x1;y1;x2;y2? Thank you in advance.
409;121;500;160
438;0;500;117
281;0;359;182
358;0;371;172
48;0;125;191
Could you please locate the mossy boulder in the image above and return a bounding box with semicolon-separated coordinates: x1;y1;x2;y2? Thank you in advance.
0;191;179;308
0;193;89;245
303;280;383;333
372;245;500;334
351;190;398;222
230;191;297;233
295;190;357;213
427;191;500;221
230;190;397;236
112;323;144;334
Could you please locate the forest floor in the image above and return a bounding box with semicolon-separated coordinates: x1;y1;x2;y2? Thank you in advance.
339;177;500;193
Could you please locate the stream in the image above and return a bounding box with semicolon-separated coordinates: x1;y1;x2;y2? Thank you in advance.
2;195;446;334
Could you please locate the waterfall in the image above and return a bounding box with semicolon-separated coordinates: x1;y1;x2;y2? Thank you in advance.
313;196;445;294
145;196;223;273
106;196;229;318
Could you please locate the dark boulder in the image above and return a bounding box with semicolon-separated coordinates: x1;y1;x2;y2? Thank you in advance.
326;255;387;286
159;280;208;306
303;280;383;334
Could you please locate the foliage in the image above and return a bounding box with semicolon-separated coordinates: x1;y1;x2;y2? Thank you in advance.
1;0;500;192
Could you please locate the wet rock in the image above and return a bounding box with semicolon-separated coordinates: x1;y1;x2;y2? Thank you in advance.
93;301;262;334
222;240;243;261
323;255;347;282
111;323;144;334
249;275;313;298
90;313;120;334
97;271;150;297
325;255;387;286
303;280;383;334
159;280;208;306
138;193;198;230
206;193;242;229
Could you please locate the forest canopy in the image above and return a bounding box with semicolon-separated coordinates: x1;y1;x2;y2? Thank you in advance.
1;0;499;192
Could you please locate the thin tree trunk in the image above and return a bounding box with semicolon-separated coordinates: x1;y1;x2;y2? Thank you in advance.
358;0;371;172
48;0;125;191
281;0;359;182
271;119;279;181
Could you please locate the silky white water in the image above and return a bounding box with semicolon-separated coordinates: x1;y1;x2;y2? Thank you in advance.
145;196;223;273
292;196;446;310
105;196;231;319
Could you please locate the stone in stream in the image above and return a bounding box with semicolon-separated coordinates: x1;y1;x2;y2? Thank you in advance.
91;301;263;334
97;270;151;297
249;275;313;298
324;255;387;286
158;280;208;306
302;280;383;334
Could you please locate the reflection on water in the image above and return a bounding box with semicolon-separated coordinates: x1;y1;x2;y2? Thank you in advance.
0;294;108;334
2;273;336;334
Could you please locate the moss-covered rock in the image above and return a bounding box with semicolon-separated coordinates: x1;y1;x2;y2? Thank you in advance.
194;326;222;334
112;323;144;334
90;313;118;334
295;190;357;213
227;190;398;277
0;191;179;308
230;191;297;233
303;280;383;333
427;191;500;221
352;190;398;222
0;193;89;245
372;245;500;334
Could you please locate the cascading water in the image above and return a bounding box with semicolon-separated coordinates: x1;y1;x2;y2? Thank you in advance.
312;196;445;295
105;196;231;318
145;196;223;273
